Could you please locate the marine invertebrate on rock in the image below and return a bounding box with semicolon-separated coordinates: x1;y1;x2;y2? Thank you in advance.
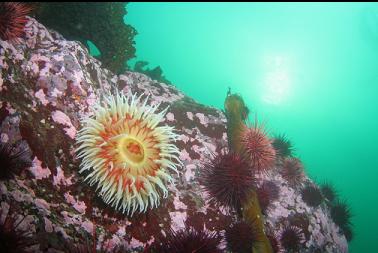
224;91;274;253
0;206;36;253
0;2;32;41
266;232;283;253
256;180;280;214
330;200;352;229
341;225;353;242
225;220;265;253
272;134;294;157
0;142;32;180
146;227;222;253
240;123;276;173
65;241;128;253
75;92;181;216
320;182;338;202
280;157;305;186
201;151;255;213
278;225;305;252
300;184;323;207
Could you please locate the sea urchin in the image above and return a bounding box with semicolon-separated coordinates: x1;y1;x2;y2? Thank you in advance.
146;227;222;253
320;182;338;203
0;3;32;41
240;124;276;173
201;151;255;212
0;142;31;180
300;184;323;207
330;200;352;229
0;205;36;253
225;220;265;253
280;157;305;187
272;134;294;157
278;225;305;252
256;180;280;214
76;92;181;216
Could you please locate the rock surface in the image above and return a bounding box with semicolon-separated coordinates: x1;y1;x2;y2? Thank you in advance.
0;18;348;252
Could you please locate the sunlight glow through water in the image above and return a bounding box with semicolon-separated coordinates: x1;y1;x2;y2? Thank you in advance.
262;55;292;105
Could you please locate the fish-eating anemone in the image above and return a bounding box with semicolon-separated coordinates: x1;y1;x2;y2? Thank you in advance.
75;91;182;216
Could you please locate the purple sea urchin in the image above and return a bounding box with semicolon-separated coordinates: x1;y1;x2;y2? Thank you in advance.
0;206;36;253
201;151;255;212
240;124;276;173
342;225;353;242
280;157;305;186
225;220;265;253
320;182;338;202
146;227;222;253
0;142;31;180
300;184;323;207
0;3;32;41
331;200;352;229
272;134;294;157
278;225;305;252
256;180;280;214
76;92;181;216
266;232;283;253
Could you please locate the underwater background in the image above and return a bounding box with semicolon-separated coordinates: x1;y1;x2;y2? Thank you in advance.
124;2;378;252
0;2;377;252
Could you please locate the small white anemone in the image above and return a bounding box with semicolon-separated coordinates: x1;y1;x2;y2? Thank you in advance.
75;91;182;216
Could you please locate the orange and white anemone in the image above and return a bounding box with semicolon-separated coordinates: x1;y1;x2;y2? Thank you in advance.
75;92;182;215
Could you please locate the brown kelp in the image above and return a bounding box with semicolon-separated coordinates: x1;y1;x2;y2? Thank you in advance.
224;91;273;253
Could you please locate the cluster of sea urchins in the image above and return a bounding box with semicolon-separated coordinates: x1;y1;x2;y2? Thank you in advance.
201;151;255;213
146;227;222;253
75;92;181;216
0;2;32;41
240;123;276;173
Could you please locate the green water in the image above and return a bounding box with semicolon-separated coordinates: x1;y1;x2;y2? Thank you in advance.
126;2;378;252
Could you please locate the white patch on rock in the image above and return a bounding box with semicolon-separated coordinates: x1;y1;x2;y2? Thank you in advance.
51;110;77;139
35;89;49;106
29;157;51;180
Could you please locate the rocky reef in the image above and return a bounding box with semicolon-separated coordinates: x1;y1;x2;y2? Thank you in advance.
0;17;348;252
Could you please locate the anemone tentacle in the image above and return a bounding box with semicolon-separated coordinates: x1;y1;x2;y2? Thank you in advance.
76;91;182;215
